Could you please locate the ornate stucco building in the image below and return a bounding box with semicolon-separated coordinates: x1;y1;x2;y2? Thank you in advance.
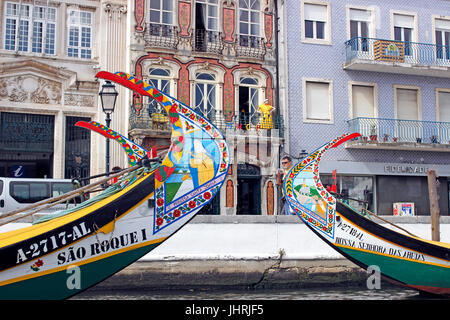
0;0;129;179
127;0;286;215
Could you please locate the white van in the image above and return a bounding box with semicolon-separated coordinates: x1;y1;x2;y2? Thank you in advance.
0;177;84;215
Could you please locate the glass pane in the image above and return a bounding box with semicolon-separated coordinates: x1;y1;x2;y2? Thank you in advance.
29;183;49;202
240;77;258;85
316;21;325;39
394;26;401;41
305;20;314;38
150;10;160;23
360;21;368;37
5;18;16;50
240;10;248;22
350;20;358;38
150;0;161;10
162;0;172;11
197;73;215;81
162;12;172;24
45;24;56;54
32;22;43;53
251;11;259;23
149;68;170;76
250;23;259;36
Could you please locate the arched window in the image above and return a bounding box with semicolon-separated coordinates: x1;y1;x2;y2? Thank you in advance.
194;72;217;120
146;68;171;115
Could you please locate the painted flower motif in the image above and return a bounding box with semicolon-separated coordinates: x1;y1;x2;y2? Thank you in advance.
156;217;164;226
157;198;164;207
35;259;43;267
203;192;211;200
173;209;181;218
181;108;188;113
188;200;196;208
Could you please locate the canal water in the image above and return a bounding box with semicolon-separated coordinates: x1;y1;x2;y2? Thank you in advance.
72;286;428;300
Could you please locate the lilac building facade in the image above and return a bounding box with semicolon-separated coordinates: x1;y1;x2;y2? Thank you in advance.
281;0;450;215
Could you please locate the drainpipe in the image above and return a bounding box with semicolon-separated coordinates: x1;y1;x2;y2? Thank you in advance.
273;0;283;214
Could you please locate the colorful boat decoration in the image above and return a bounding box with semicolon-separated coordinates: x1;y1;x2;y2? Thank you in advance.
284;133;450;297
0;71;230;299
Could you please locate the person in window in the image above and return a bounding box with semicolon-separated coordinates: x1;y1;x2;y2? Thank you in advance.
277;155;294;215
258;99;274;129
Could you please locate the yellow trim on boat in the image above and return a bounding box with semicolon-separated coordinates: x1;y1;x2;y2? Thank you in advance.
0;236;167;287
0;171;154;248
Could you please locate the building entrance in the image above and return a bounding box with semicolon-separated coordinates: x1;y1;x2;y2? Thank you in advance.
237;163;261;215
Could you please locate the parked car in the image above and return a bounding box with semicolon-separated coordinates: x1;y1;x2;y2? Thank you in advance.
0;177;84;215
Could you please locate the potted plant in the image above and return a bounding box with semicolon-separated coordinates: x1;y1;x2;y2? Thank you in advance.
383;134;389;142
393;137;398;142
369;125;377;141
430;135;438;144
416;137;422;143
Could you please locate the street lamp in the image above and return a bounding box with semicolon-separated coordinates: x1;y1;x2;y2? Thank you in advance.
99;80;118;175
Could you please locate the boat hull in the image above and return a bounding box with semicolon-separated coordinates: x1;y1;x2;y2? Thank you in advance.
285;133;450;297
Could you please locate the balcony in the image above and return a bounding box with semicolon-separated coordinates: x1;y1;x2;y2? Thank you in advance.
129;104;285;139
346;117;450;152
144;23;178;50
236;35;266;60
192;30;224;55
344;37;450;78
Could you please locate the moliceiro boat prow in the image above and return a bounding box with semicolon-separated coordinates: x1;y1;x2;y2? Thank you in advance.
284;133;450;297
0;71;230;300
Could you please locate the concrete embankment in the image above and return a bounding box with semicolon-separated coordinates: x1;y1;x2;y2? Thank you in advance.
90;215;450;291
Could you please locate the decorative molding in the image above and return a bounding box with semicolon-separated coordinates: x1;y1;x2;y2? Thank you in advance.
0;75;61;105
223;8;235;43
178;1;191;37
134;0;145;31
264;13;273;47
267;180;274;215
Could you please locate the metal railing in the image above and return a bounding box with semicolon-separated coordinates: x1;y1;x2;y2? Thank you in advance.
129;105;285;138
144;23;178;49
236;35;266;60
192;29;223;54
347;117;450;144
345;37;450;68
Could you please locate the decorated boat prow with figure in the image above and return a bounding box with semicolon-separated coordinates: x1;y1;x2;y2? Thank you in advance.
0;71;230;299
284;133;450;297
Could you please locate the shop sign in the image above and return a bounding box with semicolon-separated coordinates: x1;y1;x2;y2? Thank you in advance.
384;164;429;175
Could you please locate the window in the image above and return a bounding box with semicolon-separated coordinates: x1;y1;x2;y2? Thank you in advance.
4;2;56;54
146;68;171;115
351;84;376;118
349;8;372;52
10;181;49;203
238;77;259;127
149;0;173;36
194;73;217;120
395;87;420;120
393;13;416;57
437;90;450;122
302;2;330;44
67;10;92;59
437;89;450;143
435;18;450;61
195;0;219;51
303;79;333;123
239;0;261;48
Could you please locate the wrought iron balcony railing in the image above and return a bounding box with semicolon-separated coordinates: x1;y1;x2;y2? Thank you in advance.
236;35;266;60
345;37;450;68
192;29;224;54
129;104;284;138
347;117;450;145
144;23;178;49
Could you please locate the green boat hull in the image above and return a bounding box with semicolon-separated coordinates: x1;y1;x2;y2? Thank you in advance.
340;245;450;293
0;243;159;300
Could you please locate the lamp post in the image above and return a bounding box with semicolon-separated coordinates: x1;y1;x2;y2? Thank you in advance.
99;80;118;175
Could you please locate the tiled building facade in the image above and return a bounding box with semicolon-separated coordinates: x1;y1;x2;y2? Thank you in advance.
284;0;450;215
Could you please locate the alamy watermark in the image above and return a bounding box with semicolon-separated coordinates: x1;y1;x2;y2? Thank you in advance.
366;265;381;290
66;265;81;290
